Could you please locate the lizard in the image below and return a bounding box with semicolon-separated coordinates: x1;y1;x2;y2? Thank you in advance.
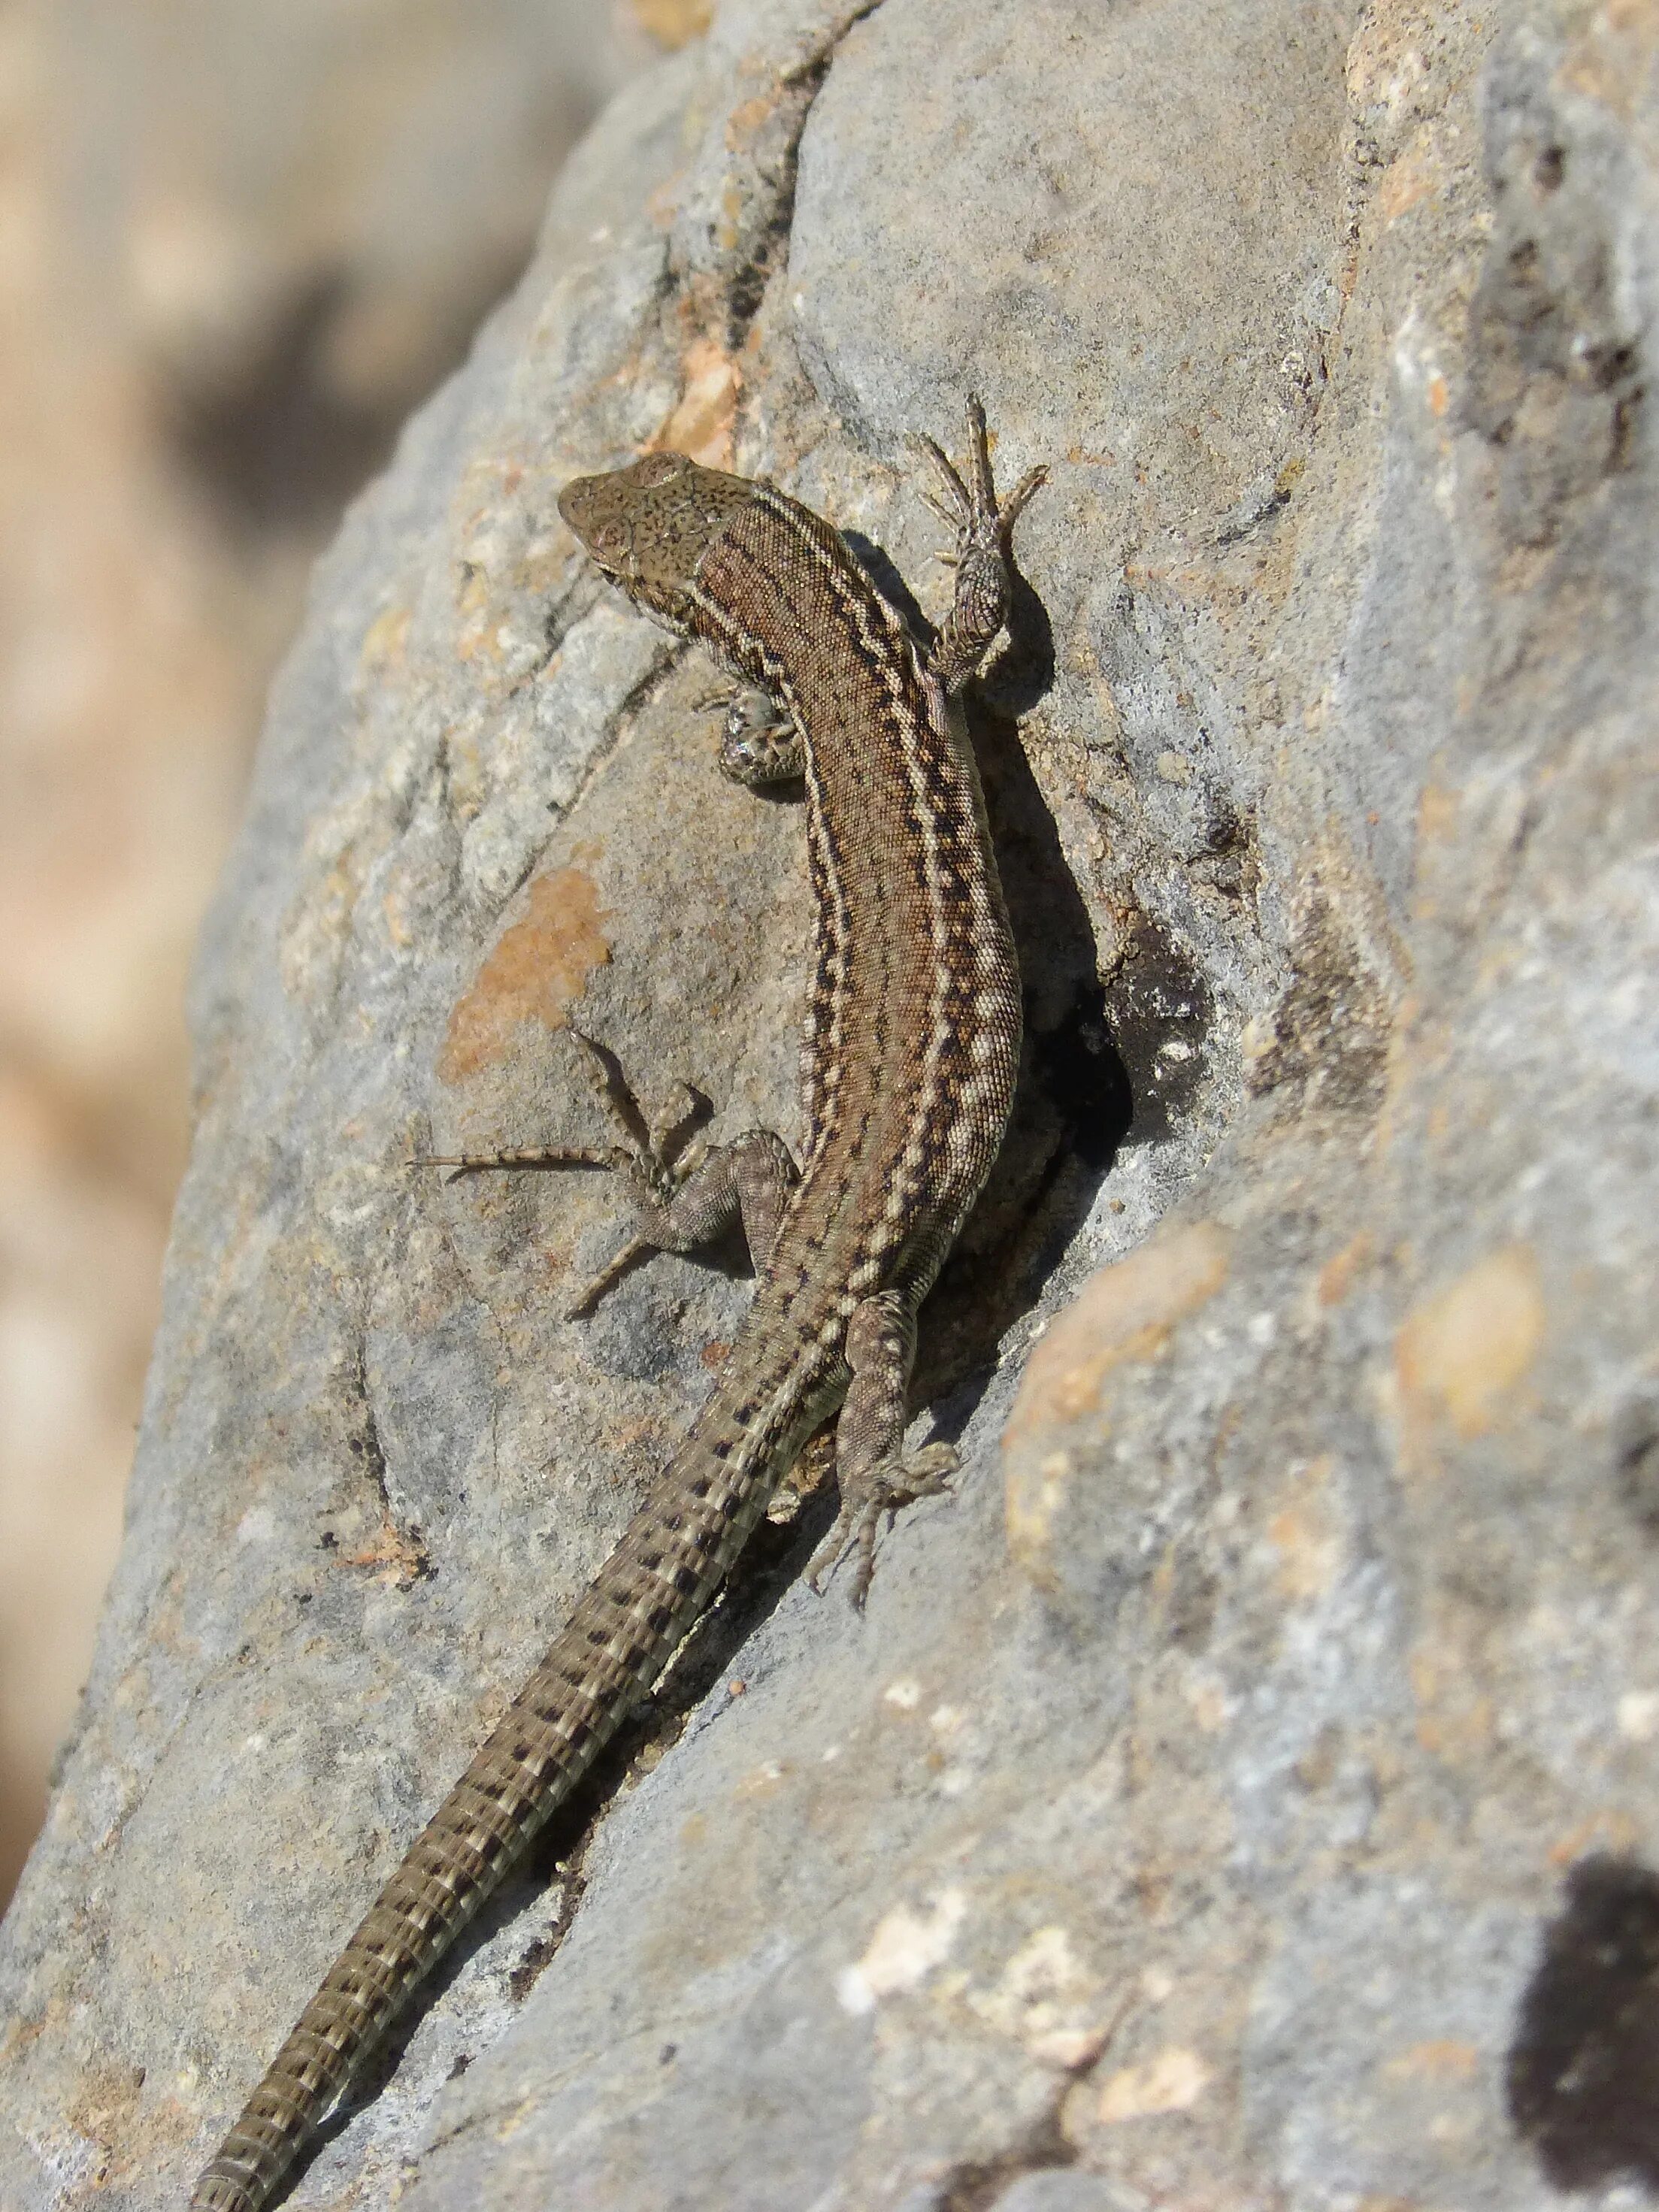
189;397;1045;2212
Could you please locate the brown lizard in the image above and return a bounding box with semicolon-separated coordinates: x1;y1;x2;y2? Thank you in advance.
189;398;1044;2210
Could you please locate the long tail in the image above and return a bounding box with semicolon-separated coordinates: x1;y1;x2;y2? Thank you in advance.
189;1419;783;2212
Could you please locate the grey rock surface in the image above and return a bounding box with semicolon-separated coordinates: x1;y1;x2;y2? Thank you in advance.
4;0;1658;2206
0;0;654;1917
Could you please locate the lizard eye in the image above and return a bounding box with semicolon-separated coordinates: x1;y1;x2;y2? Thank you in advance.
634;453;687;488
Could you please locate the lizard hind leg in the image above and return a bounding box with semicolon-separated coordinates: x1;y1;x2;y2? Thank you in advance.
804;1289;957;1608
410;1027;799;1316
579;1121;801;1318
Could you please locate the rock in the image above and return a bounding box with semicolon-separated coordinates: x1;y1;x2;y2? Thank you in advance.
3;0;1657;2205
0;0;654;1914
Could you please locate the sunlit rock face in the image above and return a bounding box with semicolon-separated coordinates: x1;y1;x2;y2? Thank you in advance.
4;4;1657;2207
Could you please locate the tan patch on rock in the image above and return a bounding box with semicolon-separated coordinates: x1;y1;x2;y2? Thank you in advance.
1317;1230;1372;1307
455;560;504;667
1561;0;1659;121
66;2056;198;2186
1379;141;1435;222
1407;1593;1503;1765
1548;1808;1641;1866
629;0;713;50
734;1760;788;1800
1004;1448;1074;1578
382;882;415;950
357;602;410;678
1383;2038;1478;2080
66;2059;145;2150
1394;1245;1545;1442
1004;1225;1232;1587
338;1510;430;1589
1097;2044;1212;2121
652;337;740;467
1005;1221;1232;1443
1417;778;1461;846
438;861;613;1082
727;92;777;148
1267;1456;1342;1603
837;1889;967;2016
967;1925;1110;2069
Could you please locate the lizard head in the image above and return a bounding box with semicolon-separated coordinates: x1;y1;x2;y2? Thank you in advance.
559;451;755;625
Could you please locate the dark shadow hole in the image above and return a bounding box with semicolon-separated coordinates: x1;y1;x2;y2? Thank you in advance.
1506;1853;1659;2192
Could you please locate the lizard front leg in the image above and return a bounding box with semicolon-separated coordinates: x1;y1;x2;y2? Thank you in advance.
716;686;805;786
919;394;1046;693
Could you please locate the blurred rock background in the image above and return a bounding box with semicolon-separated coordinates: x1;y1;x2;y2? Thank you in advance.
0;0;694;1910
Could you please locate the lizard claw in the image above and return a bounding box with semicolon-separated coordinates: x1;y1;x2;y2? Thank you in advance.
919;396;1046;693
805;1442;960;1608
919;396;1047;557
412;1027;719;1317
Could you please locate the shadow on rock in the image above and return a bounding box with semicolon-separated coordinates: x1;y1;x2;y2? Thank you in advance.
1507;1853;1659;2192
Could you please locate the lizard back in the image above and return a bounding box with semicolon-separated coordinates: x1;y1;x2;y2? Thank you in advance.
698;482;1022;1304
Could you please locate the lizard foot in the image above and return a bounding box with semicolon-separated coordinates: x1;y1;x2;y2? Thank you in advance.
407;1027;716;1315
714;688;804;787
805;1441;959;1610
916;395;1046;694
556;1029;719;1313
689;683;804;787
767;1424;837;1526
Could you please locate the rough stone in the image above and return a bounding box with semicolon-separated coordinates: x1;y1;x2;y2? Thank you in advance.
0;0;652;1912
2;0;1657;2205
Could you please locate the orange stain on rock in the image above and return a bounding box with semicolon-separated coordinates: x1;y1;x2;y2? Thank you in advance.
1379;148;1433;223
652;337;741;467
1267;1457;1342;1603
1005;1222;1232;1443
1394;1245;1545;1442
438;862;612;1082
1561;0;1659;120
1548;1808;1641;1866
1417;779;1461;843
631;0;713;49
726;91;775;147
1318;1230;1373;1308
358;603;410;675
1382;2039;1478;2080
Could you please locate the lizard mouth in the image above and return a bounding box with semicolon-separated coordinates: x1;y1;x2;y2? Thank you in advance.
557;474;631;571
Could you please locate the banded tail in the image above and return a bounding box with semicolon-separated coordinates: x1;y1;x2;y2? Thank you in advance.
189;1390;795;2212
